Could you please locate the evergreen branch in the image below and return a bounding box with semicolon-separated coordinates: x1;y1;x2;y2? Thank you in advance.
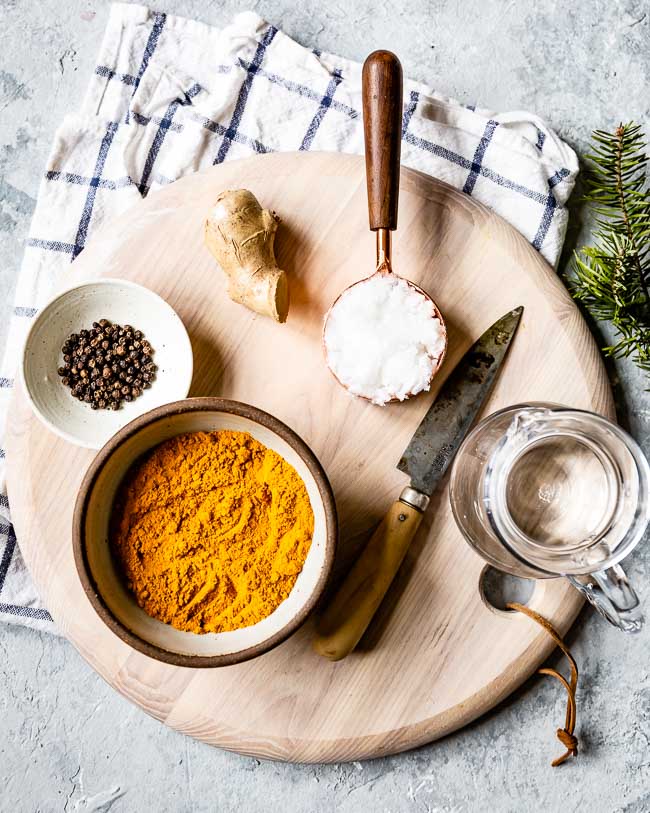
570;122;650;376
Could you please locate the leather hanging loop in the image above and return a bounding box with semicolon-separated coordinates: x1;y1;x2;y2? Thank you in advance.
507;602;579;767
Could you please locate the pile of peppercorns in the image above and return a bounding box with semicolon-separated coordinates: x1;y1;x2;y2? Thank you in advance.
57;319;157;410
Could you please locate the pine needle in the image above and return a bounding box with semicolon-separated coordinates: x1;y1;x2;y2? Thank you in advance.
570;122;650;374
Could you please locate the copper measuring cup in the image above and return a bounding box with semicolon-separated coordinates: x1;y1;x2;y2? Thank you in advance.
323;50;447;402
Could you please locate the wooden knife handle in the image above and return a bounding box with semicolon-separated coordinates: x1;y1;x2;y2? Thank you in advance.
362;50;403;231
313;498;423;661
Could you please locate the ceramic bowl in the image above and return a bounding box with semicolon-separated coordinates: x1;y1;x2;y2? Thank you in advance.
73;398;338;667
21;279;193;449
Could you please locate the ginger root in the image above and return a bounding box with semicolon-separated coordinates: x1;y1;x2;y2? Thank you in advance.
204;189;289;323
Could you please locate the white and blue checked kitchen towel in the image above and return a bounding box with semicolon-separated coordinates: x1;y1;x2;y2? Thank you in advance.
0;3;579;633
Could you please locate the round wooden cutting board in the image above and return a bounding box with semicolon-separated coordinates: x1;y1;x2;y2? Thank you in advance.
6;153;613;762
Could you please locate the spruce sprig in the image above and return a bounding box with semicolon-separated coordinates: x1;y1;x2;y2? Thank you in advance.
571;122;650;374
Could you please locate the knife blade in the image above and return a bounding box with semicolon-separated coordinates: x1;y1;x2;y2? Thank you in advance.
313;306;523;661
397;305;523;501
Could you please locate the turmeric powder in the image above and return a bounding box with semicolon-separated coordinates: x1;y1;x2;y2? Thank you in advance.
110;430;314;634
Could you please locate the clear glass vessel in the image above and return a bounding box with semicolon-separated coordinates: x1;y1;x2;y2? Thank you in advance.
449;404;650;633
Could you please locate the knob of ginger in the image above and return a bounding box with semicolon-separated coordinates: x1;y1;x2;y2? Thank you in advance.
204;189;289;323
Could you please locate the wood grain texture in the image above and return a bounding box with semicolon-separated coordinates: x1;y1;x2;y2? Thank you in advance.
5;152;614;762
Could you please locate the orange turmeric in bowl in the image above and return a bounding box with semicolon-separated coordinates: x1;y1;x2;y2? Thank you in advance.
110;430;314;634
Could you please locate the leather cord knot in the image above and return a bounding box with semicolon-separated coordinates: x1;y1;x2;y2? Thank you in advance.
507;602;580;767
556;728;578;756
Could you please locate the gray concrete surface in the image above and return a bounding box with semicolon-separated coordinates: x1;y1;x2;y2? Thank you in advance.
1;1;649;811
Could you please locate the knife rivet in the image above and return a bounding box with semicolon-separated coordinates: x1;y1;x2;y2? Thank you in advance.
398;513;407;522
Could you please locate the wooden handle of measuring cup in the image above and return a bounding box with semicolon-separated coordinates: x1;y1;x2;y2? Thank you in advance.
313;498;423;661
362;50;403;231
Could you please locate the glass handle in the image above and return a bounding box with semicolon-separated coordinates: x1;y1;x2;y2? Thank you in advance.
568;565;644;633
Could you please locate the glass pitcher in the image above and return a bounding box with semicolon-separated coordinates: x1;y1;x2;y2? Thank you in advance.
449;403;650;633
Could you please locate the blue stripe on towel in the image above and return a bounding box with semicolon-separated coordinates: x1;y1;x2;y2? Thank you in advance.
0;524;17;594
71;121;119;259
95;65;137;86
0;603;52;622
138;84;201;195
214;26;278;165
26;238;77;254
402;91;419;136
300;69;343;151
532;169;571;250
463;119;499;195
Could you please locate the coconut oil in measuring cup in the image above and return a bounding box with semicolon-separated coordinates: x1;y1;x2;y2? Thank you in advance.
449;404;650;632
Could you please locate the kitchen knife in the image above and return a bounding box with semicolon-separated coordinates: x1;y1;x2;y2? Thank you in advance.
313;306;524;661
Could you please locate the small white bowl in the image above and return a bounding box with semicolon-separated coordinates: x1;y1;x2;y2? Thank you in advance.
21;280;193;448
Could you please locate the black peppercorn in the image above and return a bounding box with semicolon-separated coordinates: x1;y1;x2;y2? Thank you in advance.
59;319;156;410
